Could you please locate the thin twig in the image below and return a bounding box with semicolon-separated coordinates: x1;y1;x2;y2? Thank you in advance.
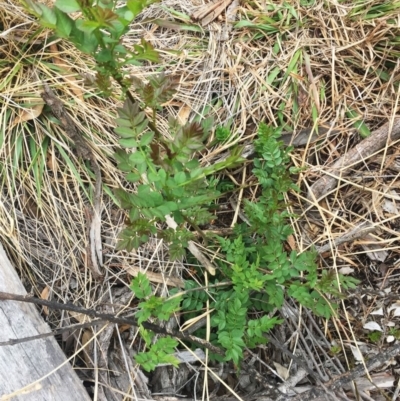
0;320;108;346
0;291;225;356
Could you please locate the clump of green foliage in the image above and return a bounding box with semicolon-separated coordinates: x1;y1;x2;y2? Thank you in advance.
128;122;358;368
25;0;359;372
113;78;243;259
24;0;160;95
130;272;181;371
368;331;383;343
176;124;357;364
330;345;342;355
389;327;400;340
215;125;231;143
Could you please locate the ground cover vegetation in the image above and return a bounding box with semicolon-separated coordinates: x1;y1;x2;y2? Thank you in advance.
23;0;358;370
2;0;400;399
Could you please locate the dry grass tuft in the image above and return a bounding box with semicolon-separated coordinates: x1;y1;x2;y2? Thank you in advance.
2;0;400;399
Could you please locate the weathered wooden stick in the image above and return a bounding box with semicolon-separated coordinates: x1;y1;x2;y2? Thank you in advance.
308;117;400;201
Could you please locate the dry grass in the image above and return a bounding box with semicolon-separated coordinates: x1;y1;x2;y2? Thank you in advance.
2;0;400;400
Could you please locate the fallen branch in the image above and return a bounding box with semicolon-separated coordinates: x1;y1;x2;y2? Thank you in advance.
315;221;375;254
308;117;400;201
